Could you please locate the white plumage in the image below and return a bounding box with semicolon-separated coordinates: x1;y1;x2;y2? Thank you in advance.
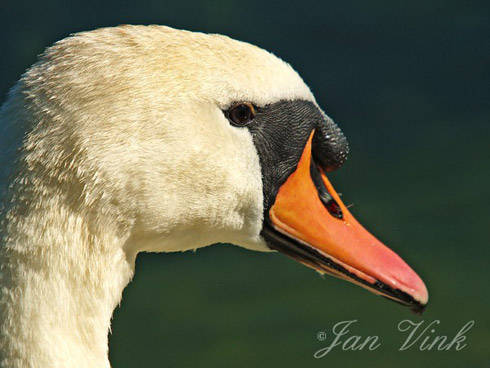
0;25;315;367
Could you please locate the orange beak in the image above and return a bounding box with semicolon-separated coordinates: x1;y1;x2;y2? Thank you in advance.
263;132;428;312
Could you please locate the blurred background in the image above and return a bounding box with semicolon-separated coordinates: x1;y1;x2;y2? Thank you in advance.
1;0;489;367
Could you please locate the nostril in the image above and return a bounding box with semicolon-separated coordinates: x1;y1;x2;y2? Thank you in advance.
310;159;344;219
324;198;343;219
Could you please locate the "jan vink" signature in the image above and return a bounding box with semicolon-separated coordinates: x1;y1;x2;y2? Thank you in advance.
314;319;475;358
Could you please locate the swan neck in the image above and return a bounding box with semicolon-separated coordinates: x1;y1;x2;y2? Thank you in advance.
0;191;135;368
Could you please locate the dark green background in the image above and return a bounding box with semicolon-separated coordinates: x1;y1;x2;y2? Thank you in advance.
1;1;489;367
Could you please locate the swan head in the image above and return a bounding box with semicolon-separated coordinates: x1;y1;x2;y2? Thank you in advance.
12;25;427;311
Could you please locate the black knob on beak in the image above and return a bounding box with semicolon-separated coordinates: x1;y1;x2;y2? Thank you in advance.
312;115;350;172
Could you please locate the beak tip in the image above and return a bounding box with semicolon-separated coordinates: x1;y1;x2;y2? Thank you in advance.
400;271;429;309
411;281;428;314
415;280;429;306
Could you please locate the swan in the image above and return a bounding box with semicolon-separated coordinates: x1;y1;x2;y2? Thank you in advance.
0;25;428;368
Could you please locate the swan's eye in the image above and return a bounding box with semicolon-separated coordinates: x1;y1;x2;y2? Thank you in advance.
226;103;255;126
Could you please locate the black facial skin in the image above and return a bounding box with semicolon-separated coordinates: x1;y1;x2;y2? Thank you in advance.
237;99;349;214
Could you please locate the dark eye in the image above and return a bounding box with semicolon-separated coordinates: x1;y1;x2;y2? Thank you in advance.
226;103;255;126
